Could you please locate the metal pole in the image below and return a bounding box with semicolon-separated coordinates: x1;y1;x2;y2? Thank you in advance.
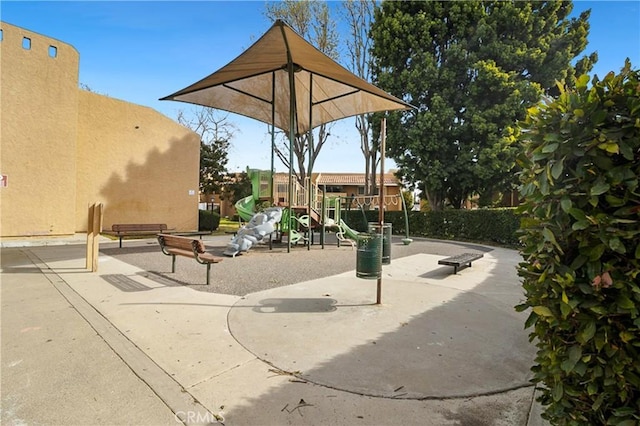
400;188;412;242
336;199;342;248
306;74;313;250
214;198;215;234
270;72;276;206
377;117;386;304
321;185;326;249
283;31;296;254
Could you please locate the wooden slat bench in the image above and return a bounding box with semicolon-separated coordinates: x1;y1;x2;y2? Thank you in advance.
104;224;173;248
174;231;212;239
157;234;223;285
438;252;484;274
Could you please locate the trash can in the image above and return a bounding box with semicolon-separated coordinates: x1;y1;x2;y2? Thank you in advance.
368;222;392;265
356;233;382;279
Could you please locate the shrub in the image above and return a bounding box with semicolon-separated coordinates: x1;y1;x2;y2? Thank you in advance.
516;62;640;424
198;209;220;231
342;207;519;246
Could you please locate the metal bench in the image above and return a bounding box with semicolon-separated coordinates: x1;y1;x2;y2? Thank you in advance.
104;223;172;248
174;231;212;239
438;252;484;274
157;234;223;285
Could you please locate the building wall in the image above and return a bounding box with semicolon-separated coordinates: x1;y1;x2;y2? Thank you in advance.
0;22;200;237
76;92;200;231
1;22;79;236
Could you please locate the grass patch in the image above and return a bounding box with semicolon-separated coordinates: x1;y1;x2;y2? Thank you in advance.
215;218;241;235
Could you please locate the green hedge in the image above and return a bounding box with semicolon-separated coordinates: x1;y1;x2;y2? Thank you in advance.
198;209;220;231
516;64;640;424
341;208;519;246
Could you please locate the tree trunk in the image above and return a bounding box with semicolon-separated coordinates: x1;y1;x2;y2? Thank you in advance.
425;189;443;211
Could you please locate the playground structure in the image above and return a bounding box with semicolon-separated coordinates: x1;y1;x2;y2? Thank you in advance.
224;168;412;257
223;206;282;257
162;20;413;302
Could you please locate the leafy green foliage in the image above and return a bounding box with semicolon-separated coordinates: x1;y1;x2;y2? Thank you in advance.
343;208;519;246
516;61;640;424
200;140;229;194
370;0;594;210
222;171;252;205
198;209;220;232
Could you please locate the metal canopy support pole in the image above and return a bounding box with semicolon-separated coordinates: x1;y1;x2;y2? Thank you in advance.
270;72;276;206
306;74;313;250
285;59;296;254
377;118;386;305
279;24;298;254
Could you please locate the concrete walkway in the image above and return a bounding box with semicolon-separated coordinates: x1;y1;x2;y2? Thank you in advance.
1;234;549;425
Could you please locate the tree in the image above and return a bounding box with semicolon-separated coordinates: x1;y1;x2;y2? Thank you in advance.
265;0;339;184
177;108;236;194
370;0;595;210
341;0;379;196
222;171;252;205
516;61;639;424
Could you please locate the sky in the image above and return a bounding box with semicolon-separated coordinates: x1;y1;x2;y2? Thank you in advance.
2;1;639;173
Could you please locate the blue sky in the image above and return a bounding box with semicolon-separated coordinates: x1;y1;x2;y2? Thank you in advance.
2;1;639;173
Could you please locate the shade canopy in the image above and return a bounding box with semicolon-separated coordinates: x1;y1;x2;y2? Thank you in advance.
161;19;412;135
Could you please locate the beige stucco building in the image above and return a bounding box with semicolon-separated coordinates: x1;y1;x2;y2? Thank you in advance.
0;22;200;238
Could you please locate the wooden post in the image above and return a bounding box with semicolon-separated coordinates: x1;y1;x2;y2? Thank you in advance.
86;202;103;272
86;203;95;270
92;203;103;271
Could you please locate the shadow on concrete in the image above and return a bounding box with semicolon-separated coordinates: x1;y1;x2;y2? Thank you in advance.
419;267;455;279
225;247;535;423
253;298;338;313
1;246;94;278
101;274;153;292
100;244;160;256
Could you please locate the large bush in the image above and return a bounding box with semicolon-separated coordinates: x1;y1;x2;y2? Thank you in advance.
516;62;639;424
198;209;220;231
342;208;519;246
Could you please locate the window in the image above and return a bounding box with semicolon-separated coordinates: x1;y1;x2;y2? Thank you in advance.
22;37;31;50
325;185;343;193
48;45;57;58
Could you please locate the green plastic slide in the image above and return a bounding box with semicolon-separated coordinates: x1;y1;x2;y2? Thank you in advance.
235;195;256;222
234;168;270;222
339;219;361;241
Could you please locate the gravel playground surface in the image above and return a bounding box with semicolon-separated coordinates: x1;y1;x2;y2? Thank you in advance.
99;234;494;296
